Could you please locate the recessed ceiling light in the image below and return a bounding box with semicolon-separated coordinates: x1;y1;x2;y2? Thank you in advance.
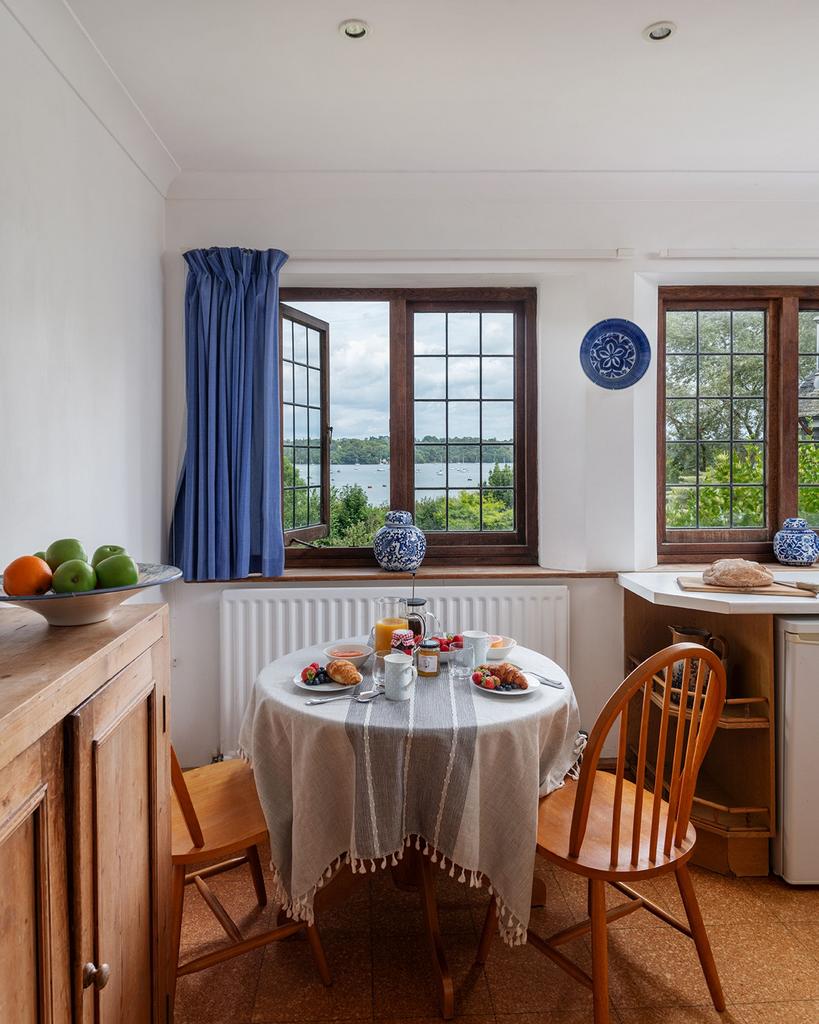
339;19;370;40
642;21;676;41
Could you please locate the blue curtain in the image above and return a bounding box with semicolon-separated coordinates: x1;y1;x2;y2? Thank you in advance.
169;247;288;580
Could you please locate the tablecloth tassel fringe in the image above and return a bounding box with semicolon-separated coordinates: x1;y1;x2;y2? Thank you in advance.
415;836;421;850
431;849;438;863
449;862;456;877
458;868;466;882
439;854;447;871
390;852;398;866
567;730;588;781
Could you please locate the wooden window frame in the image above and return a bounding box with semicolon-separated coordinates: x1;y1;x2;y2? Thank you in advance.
280;304;331;545
280;287;539;567
657;285;819;563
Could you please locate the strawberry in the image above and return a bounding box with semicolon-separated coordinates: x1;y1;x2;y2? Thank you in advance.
483;677;496;689
301;666;317;682
471;671;483;684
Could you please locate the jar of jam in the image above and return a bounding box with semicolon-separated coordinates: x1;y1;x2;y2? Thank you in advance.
417;638;440;678
390;628;417;658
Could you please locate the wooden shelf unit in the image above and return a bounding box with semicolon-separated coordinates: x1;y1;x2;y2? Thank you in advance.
623;589;775;876
627;655;771;730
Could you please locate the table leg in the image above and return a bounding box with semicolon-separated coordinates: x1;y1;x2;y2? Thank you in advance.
531;874;548;909
416;848;455;1020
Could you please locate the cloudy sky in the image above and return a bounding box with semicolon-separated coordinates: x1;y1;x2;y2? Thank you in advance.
290;302;515;442
294;301;390;439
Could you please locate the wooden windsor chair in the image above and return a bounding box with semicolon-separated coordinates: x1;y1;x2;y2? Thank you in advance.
476;643;727;1024
169;748;331;1009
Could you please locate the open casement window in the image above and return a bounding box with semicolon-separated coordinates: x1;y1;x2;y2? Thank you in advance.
278;288;538;568
657;286;819;562
280;304;330;544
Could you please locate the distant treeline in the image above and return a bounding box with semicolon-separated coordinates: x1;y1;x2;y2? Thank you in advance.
328;436;512;464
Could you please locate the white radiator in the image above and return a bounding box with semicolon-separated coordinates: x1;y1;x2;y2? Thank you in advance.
219;584;569;757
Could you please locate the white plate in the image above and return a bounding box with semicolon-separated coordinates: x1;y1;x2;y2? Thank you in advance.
292;671;358;693
471;672;540;697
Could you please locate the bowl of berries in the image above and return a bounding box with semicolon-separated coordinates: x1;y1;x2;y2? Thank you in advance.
471;662;534;696
431;633;463;663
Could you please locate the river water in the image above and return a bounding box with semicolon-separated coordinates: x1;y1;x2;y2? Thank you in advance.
295;462;512;505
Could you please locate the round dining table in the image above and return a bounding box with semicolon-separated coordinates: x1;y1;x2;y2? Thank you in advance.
239;639;584;1018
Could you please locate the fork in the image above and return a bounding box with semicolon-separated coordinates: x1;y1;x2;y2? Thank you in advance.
305;687;382;706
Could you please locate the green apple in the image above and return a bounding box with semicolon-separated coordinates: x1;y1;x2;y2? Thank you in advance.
45;538;87;572
95;554;139;589
33;550;46;561
91;544;126;568
52;559;96;593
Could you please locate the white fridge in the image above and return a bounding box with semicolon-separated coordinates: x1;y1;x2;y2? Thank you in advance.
774;616;819;884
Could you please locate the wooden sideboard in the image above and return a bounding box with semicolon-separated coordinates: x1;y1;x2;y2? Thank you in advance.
0;603;171;1023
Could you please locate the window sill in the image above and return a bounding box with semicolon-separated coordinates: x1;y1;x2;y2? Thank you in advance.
184;565;618;584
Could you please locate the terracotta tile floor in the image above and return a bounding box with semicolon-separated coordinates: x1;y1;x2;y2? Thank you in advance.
174;850;819;1024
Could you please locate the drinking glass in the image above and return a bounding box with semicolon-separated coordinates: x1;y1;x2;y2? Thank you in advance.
372;650;391;688
449;642;472;682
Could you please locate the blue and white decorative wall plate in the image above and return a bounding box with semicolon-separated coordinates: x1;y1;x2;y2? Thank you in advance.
579;318;651;390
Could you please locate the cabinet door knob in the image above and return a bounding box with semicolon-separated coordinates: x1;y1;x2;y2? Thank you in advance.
82;962;111;990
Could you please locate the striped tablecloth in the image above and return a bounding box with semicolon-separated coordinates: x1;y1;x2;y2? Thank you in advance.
239;641;583;944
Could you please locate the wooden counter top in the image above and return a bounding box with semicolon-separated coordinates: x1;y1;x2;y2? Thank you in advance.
186;565;618;584
0;603;166;769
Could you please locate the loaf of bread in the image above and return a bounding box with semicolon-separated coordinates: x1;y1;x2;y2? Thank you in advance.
326;660;363;686
702;558;774;589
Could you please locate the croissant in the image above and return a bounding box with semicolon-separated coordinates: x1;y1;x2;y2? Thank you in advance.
326;660;362;686
478;662;528;689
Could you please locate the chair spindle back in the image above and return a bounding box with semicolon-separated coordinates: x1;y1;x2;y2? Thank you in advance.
171;746;205;848
568;643;726;868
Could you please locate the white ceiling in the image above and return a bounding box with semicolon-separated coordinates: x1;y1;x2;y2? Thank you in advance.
68;0;819;174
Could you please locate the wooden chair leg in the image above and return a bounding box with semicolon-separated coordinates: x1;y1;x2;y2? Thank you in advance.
247;845;268;908
475;895;497;965
305;923;332;986
589;879;611;1024
169;864;186;1012
675;864;725;1012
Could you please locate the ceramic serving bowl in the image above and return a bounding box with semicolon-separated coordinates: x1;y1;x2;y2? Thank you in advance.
0;563;182;626
323;641;373;668
487;636;517;660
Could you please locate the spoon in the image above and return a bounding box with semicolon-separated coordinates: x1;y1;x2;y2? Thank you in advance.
305;687;382;706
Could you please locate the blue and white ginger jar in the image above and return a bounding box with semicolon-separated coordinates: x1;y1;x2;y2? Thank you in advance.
773;517;819;566
373;510;427;572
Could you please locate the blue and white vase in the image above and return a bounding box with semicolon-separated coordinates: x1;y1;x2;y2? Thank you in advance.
373;510;427;572
773;517;819;566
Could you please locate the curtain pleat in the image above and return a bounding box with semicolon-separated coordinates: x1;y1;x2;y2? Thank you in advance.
169;246;288;580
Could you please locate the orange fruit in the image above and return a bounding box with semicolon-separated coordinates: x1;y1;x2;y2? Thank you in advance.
3;555;53;596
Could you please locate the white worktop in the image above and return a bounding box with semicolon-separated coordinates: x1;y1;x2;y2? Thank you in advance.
618;570;819;615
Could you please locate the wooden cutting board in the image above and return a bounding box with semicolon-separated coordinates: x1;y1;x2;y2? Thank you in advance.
677;574;819;598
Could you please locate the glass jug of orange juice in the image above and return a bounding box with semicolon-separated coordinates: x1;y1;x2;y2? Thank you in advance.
373;596;408;653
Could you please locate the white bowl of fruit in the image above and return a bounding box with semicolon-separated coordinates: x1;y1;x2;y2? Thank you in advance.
430;633;464;663
487;635;517;660
0;538;181;626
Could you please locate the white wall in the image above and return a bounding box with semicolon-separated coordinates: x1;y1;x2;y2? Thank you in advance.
161;169;819;761
163;170;819;765
0;1;172;569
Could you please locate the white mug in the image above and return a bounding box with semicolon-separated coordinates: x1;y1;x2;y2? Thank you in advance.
384;652;417;702
462;630;491;668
